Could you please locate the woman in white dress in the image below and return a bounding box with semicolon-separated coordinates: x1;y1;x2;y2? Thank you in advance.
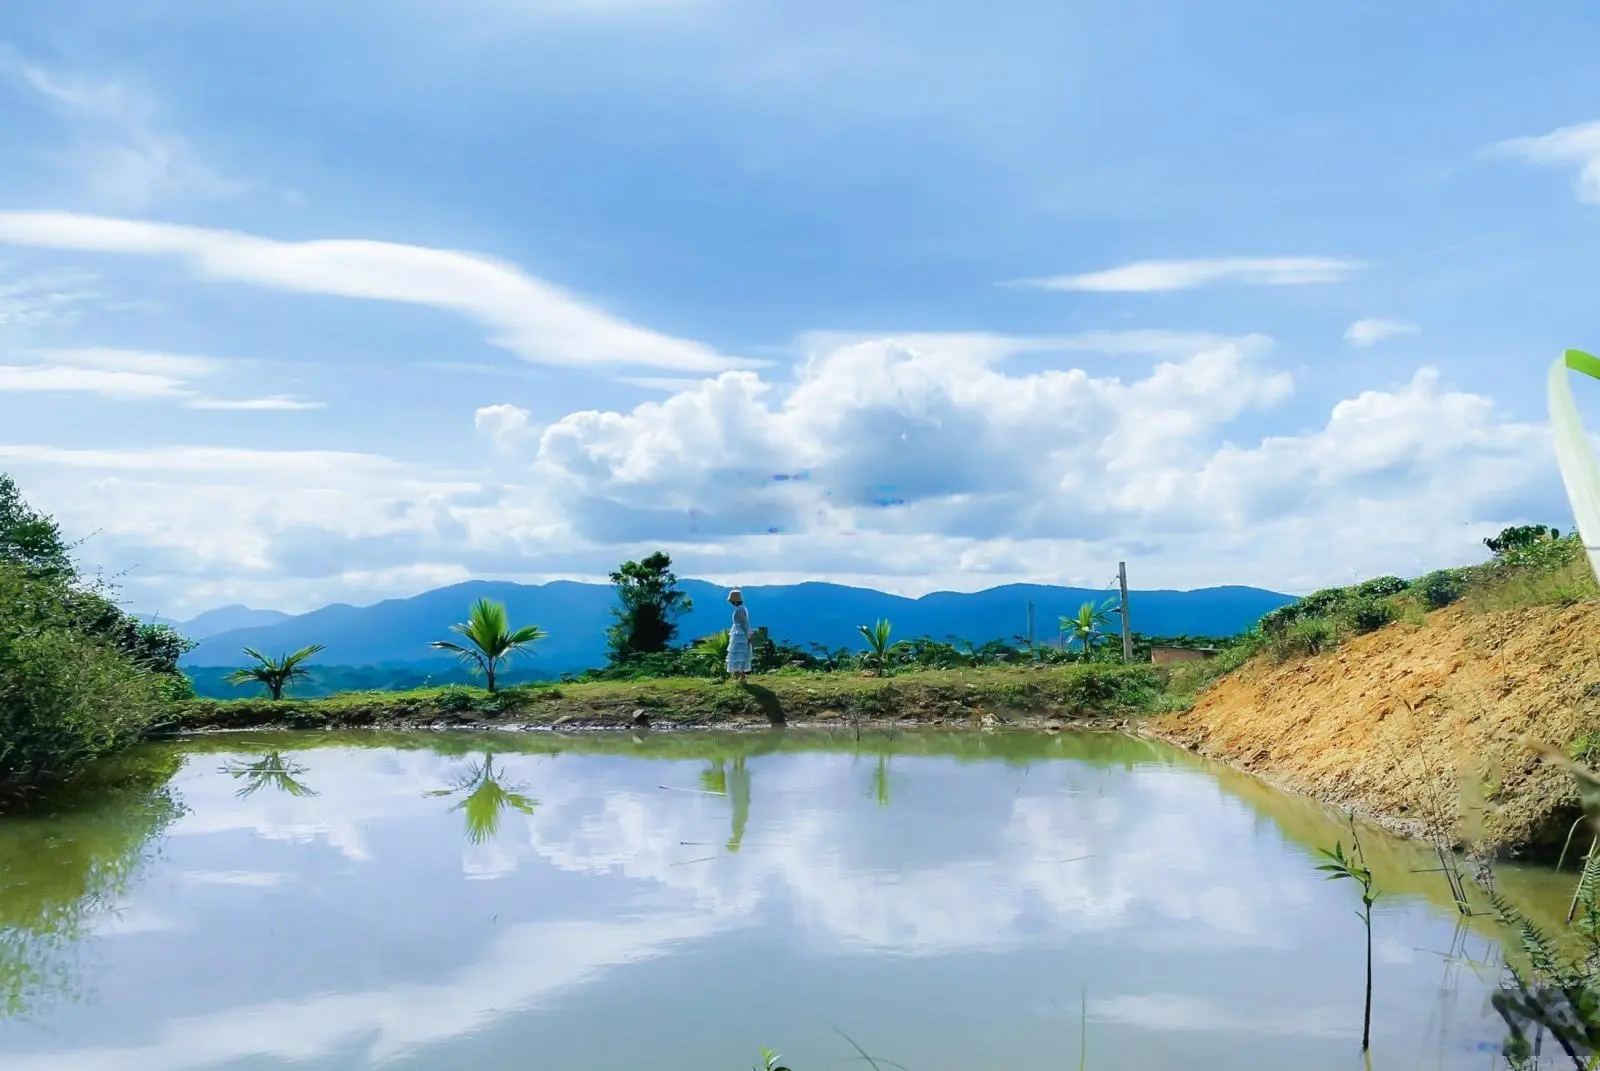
725;589;753;683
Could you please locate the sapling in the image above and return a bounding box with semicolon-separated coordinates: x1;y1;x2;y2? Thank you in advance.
1317;814;1379;1052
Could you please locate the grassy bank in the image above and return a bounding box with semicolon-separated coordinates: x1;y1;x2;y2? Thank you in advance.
173;662;1168;732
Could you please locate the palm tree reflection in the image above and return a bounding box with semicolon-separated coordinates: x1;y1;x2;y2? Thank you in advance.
428;754;537;845
220;752;317;799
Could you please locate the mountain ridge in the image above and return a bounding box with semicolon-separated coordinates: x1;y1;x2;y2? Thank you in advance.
179;576;1295;673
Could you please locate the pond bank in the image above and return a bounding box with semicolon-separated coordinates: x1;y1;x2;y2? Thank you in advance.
172;663;1166;733
1147;600;1600;860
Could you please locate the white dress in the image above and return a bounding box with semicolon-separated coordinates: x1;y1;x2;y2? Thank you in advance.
726;605;753;673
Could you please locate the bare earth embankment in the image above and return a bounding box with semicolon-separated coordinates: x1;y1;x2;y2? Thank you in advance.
1150;601;1600;858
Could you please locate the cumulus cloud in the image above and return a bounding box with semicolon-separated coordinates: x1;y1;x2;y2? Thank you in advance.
0;332;1557;615
1486;119;1600;203
0;212;754;373
1010;257;1363;293
0;347;321;409
473;403;539;454
1343;318;1418;347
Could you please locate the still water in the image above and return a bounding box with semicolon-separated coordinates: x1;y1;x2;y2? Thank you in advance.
0;729;1563;1070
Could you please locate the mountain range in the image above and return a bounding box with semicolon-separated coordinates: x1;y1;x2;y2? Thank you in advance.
168;578;1295;674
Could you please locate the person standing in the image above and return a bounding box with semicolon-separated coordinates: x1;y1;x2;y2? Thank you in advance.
726;589;753;683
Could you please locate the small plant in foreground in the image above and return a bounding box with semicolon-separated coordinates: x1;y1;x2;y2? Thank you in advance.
225;644;325;701
431;598;545;693
1316;815;1378;1053
754;1046;791;1071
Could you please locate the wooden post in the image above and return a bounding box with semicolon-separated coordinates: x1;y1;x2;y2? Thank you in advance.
1118;562;1133;663
1026;599;1035;654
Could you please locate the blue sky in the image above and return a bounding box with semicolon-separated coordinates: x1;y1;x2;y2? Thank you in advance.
0;0;1596;615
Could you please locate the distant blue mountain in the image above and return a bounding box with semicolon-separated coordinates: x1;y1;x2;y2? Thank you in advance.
143;604;294;640
181;578;1293;673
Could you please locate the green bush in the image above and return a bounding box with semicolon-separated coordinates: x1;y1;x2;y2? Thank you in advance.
1269;616;1338;659
1353;575;1409;599
1415;569;1466;610
1342;596;1397;634
0;570;172;801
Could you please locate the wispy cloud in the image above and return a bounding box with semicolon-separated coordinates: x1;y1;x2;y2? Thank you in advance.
792;329;1256;363
0;212;755;373
0;46;239;208
1343;318;1418;347
0;347;321;409
1485;119;1600;204
1009;257;1363;293
0;443;398;475
0;267;100;329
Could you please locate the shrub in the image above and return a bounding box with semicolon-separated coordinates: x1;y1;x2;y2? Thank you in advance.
0;578;172;801
1353;576;1410;599
1269;616;1338;659
1415;569;1466;611
1342;596;1397;635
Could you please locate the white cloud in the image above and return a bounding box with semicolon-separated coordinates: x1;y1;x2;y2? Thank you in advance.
473;403;539;454
1486;119;1600;203
0;333;1556;615
0;48;238;208
1343;318;1418;347
1011;257;1363;293
0;346;320;409
0;267;100;329
0;212;754;373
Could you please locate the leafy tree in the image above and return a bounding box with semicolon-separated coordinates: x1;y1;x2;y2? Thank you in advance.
225;644;326;701
1486;524;1560;556
431;598;545;693
1062;600;1116;662
605;551;692;663
0;474;72;580
857;619;894;675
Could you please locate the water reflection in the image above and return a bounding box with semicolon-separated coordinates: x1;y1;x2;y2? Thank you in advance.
0;729;1553;1070
0;750;184;1019
220;752;317;799
427;753;538;845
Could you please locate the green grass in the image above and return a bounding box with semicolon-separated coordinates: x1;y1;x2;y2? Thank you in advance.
173;662;1168;732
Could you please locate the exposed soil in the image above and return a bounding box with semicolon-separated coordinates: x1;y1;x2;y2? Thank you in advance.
1149;602;1600;858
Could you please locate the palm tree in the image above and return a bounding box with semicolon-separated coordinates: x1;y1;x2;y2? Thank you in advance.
857;618;894;675
220;751;317;798
427;753;537;845
694;630;732;679
430;598;546;693
224;644;325;700
1061;600;1117;662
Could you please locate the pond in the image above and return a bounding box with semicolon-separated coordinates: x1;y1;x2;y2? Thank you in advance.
0;728;1567;1070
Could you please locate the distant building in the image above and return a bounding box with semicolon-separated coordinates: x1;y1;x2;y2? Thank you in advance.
1150;645;1221;665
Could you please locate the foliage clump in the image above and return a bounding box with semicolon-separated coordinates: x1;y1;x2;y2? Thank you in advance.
0;474;193;803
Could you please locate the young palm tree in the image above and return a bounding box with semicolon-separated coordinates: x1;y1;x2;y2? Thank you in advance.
224;644;325;701
694;629;732;679
857;618;894;675
427;753;537;845
430;598;545;693
1061;600;1116;663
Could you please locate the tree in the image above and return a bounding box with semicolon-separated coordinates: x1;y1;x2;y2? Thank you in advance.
221;751;317;798
606;552;692;663
225;644;326;701
1485;524;1560;556
0;473;72;580
857;618;894;675
1062;600;1116;662
431;598;545;693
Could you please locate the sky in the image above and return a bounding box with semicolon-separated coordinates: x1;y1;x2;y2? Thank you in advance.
0;0;1598;617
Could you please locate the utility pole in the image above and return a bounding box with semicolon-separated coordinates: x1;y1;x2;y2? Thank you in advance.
1117;561;1133;663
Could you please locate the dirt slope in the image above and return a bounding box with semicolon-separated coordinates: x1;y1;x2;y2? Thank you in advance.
1150;602;1600;857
